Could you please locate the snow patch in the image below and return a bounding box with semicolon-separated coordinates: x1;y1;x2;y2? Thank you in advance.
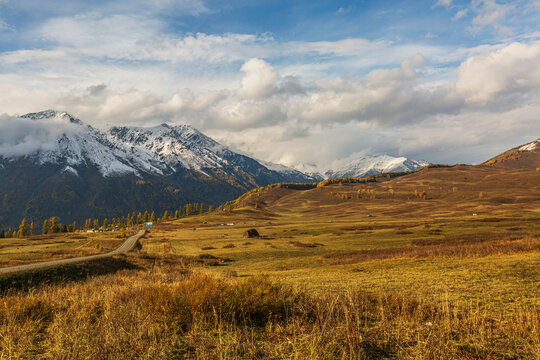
519;141;538;151
62;166;79;176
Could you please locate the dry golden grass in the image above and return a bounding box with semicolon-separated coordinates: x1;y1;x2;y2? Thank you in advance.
326;236;540;264
0;256;538;359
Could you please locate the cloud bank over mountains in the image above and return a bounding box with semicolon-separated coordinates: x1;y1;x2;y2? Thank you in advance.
0;113;84;157
0;0;539;167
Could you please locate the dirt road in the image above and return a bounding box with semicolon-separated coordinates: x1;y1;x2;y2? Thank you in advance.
0;229;146;275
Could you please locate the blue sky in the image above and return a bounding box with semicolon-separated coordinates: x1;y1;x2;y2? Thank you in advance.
0;0;539;167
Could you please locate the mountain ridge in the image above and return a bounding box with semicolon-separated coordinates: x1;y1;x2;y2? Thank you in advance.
0;109;429;229
0;110;316;228
291;154;429;180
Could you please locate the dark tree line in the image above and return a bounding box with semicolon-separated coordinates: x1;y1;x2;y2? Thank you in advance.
0;202;215;238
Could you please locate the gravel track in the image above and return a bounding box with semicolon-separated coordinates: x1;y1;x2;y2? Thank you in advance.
0;229;146;275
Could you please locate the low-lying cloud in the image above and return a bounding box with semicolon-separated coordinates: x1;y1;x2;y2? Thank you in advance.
0;113;83;157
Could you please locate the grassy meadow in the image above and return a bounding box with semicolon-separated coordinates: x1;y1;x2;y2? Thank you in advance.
0;165;539;359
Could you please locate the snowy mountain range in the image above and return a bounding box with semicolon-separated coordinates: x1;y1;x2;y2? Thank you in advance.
13;110;311;180
0;110;429;228
292;154;428;180
7;110;427;181
0;110;316;228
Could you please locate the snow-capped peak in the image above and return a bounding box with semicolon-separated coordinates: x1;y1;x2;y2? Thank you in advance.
21;109;84;126
289;153;429;180
108;123;230;173
4;111;147;176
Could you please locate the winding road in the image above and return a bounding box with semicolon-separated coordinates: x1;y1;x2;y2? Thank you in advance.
0;229;146;275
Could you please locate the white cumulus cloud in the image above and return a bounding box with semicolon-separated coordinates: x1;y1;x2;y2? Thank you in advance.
237;58;279;99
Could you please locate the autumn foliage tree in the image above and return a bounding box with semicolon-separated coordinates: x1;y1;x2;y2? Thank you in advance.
18;219;28;237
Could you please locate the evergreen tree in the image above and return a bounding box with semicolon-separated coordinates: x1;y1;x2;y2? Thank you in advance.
103;218;109;229
93;219;99;230
162;210;169;220
150;211;157;222
143;211;149;223
174;209;179;219
42;219;49;235
200;204;204;214
30;222;35;236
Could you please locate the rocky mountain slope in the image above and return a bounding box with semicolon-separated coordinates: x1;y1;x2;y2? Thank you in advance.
0;110;313;228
